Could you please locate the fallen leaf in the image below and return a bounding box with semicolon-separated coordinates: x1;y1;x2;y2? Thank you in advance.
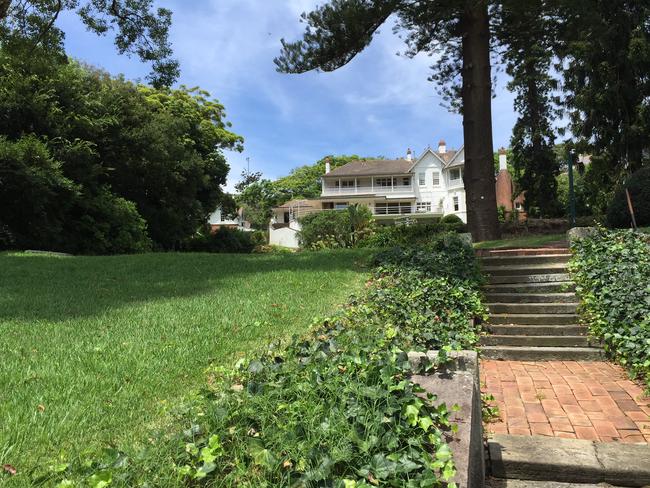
37;404;45;412
2;464;17;476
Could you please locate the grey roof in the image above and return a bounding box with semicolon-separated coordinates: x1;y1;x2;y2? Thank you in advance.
325;159;413;177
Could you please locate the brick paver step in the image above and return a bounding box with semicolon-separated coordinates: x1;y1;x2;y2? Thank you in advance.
486;324;587;336
483;282;576;294
489;313;579;325
485;292;578;303
481;346;604;361
488;273;571;284
480;335;592;347
484;263;569;276
480;254;571;267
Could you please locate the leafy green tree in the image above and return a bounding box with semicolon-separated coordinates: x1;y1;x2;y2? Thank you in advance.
237;179;290;230
275;0;501;241
0;0;178;86
235;169;263;193
557;0;650;213
496;0;561;217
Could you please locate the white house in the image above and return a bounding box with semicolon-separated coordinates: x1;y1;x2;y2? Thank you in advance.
268;141;469;248
208;207;252;232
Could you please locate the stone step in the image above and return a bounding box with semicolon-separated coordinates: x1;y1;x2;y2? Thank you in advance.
487;478;627;488
489;313;578;325
485;292;577;303
483;263;568;276
483;282;576;294
476;247;569;257
487;303;579;314
488;434;650;487
480;335;592;347
480;254;571;267
488;273;571;285
480;345;603;361
486;324;587;336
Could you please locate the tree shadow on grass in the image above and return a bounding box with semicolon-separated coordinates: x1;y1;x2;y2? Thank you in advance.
0;249;373;323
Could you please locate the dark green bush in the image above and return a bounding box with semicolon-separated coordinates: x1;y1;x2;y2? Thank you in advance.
183;227;255;253
607;166;650;228
569;228;650;388
440;214;463;224
298;205;373;249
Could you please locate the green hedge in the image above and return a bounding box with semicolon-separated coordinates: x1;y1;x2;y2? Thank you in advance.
168;234;485;486
298;206;373;250
362;221;467;248
182;227;260;253
569;228;650;388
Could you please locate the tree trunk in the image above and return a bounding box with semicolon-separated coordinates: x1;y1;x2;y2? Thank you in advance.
461;0;500;241
0;0;11;20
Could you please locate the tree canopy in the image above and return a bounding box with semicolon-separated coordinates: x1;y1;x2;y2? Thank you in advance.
0;42;242;253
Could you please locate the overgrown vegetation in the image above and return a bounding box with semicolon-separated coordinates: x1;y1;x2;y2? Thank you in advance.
569;228;650;389
607;166;650;229
297;206;374;250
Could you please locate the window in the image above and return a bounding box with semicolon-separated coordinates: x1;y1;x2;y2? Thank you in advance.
336;179;355;188
416;202;431;213
453;196;460;212
402;177;411;186
375;177;392;187
432;171;440;187
450;168;461;182
335;202;349;210
418;172;426;186
515;202;523;211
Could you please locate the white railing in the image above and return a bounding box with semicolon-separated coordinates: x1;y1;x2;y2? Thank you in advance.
321;185;415;196
277;205;445;223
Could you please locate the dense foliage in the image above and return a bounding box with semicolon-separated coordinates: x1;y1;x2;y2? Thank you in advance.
607;166;650;229
298;206;374;250
181;228;264;254
569;229;650;388
0;42;242;253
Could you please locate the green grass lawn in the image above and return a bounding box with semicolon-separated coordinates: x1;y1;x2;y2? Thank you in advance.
473;233;566;249
0;250;372;484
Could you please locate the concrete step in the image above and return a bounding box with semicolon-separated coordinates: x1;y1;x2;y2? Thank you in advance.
485;292;577;303
488;434;650;487
486;324;587;336
483;263;568;276
484;282;576;294
480;254;571;267
481;345;603;361
488;477;626;487
488;273;571;285
489;313;578;325
487;303;579;314
480;335;592;347
476;247;569;257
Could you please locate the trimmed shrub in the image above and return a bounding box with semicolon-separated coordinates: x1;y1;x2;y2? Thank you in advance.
440;214;463;224
607;166;650;228
362;221;467;248
183;227;255;253
569;228;650;388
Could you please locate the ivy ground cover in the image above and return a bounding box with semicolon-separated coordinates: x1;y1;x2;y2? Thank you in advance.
0;250;372;485
569;228;650;389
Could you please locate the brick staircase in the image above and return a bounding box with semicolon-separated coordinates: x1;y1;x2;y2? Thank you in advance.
479;247;603;361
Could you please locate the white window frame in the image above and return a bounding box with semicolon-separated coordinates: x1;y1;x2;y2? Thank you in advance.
335;202;349;210
450;168;462;182
418;172;426;186
375;177;392;187
432;171;440;187
453;196;460;212
416;202;431;213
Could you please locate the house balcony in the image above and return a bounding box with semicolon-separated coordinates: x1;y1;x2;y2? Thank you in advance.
321;185;415;197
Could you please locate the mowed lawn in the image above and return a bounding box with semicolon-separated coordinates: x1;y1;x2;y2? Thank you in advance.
0;250;372;482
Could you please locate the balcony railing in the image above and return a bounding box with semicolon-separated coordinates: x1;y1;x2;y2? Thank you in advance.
374;206;444;216
321;185;414;196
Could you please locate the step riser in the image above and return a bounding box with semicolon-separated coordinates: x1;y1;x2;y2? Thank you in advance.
476;248;569;257
480;336;592;347
483;283;575;294
480;255;571;267
488;303;578;314
488;274;571;284
489;314;578;325
485;293;577;304
486;325;586;336
481;347;604;361
484;265;567;276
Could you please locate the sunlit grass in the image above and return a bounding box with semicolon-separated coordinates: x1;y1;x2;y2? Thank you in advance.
0;250;372;484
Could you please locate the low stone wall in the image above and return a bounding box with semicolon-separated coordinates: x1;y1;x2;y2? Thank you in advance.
408;350;485;488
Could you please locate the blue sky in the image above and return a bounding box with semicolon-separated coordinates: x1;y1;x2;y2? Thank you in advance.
58;0;517;190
